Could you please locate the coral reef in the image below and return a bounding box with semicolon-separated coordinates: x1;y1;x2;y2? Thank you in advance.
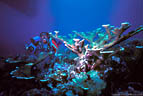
0;22;143;96
56;22;143;72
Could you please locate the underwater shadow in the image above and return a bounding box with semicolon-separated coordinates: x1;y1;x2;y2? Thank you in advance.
0;0;38;17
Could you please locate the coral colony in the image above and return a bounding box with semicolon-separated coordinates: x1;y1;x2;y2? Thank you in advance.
1;22;143;96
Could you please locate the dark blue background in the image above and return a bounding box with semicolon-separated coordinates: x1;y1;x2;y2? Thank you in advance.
0;0;143;56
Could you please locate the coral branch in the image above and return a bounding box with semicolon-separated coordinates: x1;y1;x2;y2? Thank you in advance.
101;22;131;49
104;25;143;50
72;31;91;43
64;39;85;57
54;31;59;38
102;24;113;39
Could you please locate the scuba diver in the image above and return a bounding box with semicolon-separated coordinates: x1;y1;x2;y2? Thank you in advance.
26;31;61;64
24;32;62;79
39;32;56;53
25;32;61;58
